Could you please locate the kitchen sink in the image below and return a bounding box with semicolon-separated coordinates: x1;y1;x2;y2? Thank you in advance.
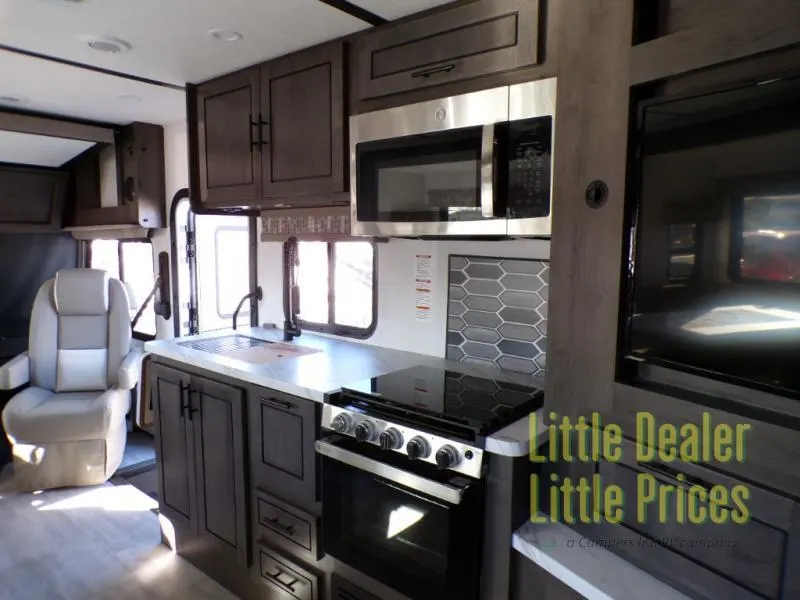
179;334;320;363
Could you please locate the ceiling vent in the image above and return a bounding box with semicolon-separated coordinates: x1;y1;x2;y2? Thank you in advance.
80;35;132;54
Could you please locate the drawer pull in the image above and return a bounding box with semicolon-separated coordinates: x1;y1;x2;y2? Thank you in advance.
267;516;296;535
266;567;299;591
411;63;456;79
262;396;295;411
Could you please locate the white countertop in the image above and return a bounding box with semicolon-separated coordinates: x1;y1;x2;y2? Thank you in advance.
513;519;690;600
145;327;545;457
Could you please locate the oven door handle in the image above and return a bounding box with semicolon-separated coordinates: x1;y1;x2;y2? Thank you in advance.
480;124;495;218
315;440;465;505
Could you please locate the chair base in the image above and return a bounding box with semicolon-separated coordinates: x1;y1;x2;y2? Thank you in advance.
9;419;127;491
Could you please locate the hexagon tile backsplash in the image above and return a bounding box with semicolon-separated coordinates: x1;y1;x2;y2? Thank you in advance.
447;255;548;376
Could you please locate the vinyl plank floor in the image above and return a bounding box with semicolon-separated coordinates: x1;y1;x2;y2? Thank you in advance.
0;478;238;600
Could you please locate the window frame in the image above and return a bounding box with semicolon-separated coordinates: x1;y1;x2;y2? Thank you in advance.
287;240;378;339
169;188;259;336
86;237;157;341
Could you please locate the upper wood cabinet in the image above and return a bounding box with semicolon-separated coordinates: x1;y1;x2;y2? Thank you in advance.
196;68;261;206
0;165;68;232
193;42;346;209
260;43;346;199
352;0;541;102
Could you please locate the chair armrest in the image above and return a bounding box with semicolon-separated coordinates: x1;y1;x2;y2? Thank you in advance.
117;348;143;390
0;352;30;390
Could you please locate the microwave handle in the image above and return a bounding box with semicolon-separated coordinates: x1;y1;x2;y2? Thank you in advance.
480;124;495;218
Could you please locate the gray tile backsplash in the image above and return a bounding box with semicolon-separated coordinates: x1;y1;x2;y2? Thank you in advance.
447;255;548;376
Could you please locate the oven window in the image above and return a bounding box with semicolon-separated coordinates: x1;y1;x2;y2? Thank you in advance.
357;127;487;222
321;451;482;600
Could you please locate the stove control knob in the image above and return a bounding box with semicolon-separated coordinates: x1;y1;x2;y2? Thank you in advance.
330;413;353;434
354;420;377;443
379;428;404;451
406;436;431;460
435;445;461;470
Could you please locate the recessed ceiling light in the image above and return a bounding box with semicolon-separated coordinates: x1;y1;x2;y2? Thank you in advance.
0;94;30;104
208;29;244;43
79;35;132;54
118;94;142;102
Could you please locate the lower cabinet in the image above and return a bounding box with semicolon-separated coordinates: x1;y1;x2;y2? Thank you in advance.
330;574;381;600
255;544;321;600
248;385;321;512
151;362;249;566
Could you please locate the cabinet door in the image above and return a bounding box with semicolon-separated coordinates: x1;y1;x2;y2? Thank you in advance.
191;375;249;566
151;363;197;533
260;42;346;200
196;68;261;206
353;0;540;101
0;166;68;232
249;387;320;511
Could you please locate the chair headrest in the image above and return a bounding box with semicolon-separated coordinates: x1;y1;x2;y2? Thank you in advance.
54;269;109;316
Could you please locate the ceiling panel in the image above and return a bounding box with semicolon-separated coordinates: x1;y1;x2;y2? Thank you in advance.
0;130;94;167
0;50;186;125
0;0;369;85
347;0;457;20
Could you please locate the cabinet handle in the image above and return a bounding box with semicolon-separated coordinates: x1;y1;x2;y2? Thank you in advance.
259;113;269;146
250;115;259;150
184;385;199;421
267;516;295;535
266;567;298;591
261;396;295;411
411;63;456;79
179;381;190;418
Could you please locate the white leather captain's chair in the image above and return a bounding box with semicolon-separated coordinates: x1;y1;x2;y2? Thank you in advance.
0;268;140;490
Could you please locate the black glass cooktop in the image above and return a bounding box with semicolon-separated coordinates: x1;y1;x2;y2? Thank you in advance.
337;365;544;441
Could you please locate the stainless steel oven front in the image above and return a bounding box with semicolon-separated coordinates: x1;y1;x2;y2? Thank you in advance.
317;435;485;600
350;78;556;237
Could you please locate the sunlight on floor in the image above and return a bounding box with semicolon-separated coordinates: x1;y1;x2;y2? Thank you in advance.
135;547;180;583
37;484;158;513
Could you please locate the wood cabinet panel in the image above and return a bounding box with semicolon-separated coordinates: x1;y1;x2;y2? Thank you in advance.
151;363;197;533
0;166;68;232
260;42;346;201
254;488;321;562
193;375;249;566
248;387;320;512
196;68;261;206
353;0;540;101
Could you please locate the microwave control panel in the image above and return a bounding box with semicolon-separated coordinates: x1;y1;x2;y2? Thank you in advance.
506;116;553;219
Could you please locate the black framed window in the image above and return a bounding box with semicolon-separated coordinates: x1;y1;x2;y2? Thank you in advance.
170;189;258;336
88;238;156;339
289;240;377;338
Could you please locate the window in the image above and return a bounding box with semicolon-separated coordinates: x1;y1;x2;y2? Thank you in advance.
89;239;157;338
291;241;376;337
170;192;255;336
667;223;698;281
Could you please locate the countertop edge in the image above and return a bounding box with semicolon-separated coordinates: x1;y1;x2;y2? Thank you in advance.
512;519;690;600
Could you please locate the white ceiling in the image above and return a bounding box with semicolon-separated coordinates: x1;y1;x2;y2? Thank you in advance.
0;0;456;127
0;0;369;85
0;129;94;167
349;0;456;20
0;50;185;125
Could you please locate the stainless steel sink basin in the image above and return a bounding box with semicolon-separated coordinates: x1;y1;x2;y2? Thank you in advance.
179;334;320;363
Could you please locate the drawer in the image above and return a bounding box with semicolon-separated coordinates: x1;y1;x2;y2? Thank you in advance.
588;438;800;600
330;574;380;600
352;0;541;101
257;544;319;600
255;489;321;561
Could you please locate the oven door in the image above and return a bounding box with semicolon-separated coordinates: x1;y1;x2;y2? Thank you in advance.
350;86;509;237
317;437;484;600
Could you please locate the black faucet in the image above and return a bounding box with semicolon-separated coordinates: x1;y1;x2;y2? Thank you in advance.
232;287;263;330
283;236;302;341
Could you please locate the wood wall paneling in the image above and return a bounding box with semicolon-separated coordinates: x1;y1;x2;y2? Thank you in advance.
632;0;800;84
545;0;634;418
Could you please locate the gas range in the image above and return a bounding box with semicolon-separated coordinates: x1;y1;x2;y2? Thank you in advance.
322;365;544;479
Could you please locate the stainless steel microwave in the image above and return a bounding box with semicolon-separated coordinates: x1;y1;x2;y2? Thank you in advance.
350;77;556;237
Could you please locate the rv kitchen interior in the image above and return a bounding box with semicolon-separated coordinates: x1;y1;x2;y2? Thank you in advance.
0;1;798;599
